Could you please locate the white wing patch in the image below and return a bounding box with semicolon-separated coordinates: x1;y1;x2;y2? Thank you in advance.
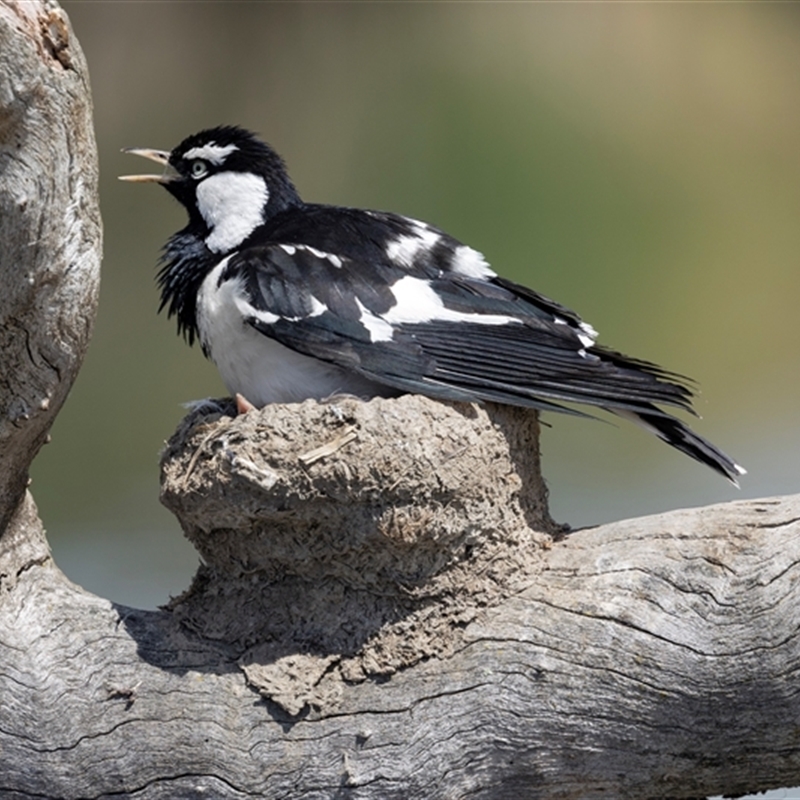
577;321;598;348
555;314;597;348
355;298;394;343
579;321;598;341
386;221;441;267
197;171;269;253
384;276;520;328
323;253;343;268
184;142;239;165
450;245;495;279
196;257;387;404
279;243;343;268
307;296;328;318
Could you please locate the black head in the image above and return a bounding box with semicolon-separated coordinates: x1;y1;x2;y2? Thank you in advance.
166;126;299;210
122;126;302;254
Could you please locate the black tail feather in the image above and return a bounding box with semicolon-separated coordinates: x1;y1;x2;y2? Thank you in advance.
610;408;746;486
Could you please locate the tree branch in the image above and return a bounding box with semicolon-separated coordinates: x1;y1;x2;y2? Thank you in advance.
2;473;799;799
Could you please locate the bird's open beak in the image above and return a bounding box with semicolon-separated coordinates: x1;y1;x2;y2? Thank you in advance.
119;148;176;183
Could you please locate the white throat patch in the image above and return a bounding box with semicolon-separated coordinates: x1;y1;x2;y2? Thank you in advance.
196;171;269;253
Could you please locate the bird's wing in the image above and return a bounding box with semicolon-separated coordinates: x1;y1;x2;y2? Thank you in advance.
222;242;695;418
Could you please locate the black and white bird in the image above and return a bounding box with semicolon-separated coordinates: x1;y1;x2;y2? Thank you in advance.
121;125;745;484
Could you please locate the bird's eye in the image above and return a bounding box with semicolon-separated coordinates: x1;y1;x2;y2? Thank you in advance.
190;160;208;179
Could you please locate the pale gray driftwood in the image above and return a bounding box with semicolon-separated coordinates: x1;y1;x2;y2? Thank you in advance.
2;483;800;799
2;3;799;799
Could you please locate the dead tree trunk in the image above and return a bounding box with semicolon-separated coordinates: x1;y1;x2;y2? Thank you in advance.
1;3;798;799
0;0;100;534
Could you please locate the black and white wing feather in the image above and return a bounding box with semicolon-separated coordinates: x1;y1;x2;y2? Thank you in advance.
198;224;743;484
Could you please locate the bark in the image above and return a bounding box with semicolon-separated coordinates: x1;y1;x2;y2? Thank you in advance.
2;481;799;800
0;0;100;534
2;4;798;800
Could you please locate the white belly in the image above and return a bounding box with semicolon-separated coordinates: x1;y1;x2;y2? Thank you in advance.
196;261;392;406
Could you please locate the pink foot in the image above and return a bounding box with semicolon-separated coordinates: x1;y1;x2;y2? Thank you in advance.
235;393;258;414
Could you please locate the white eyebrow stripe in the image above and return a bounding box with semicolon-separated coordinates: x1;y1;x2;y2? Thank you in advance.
183;143;239;165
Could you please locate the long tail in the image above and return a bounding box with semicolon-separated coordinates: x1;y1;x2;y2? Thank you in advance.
610;409;746;487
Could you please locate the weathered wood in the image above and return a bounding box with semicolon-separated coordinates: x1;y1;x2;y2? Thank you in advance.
2;486;799;799
0;0;101;533
2;3;799;799
156;394;554;707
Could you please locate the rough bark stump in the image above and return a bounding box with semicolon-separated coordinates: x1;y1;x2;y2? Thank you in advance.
2;3;799;799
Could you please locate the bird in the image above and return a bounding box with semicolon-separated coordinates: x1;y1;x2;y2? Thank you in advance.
120;125;745;485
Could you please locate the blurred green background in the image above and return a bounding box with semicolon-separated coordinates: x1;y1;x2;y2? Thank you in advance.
31;2;800;613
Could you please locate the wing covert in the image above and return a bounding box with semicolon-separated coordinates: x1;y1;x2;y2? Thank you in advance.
222;242;693;417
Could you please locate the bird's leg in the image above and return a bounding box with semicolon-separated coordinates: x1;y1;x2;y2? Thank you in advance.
235;393;258;414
